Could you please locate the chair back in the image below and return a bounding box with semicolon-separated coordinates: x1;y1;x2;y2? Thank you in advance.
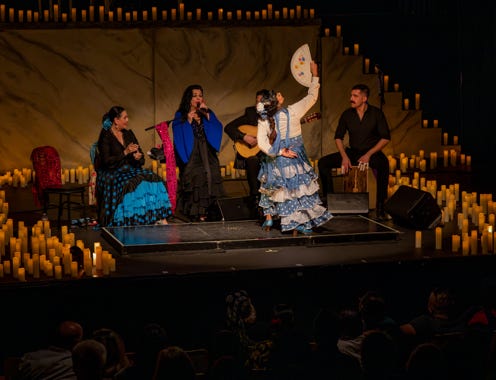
30;146;62;206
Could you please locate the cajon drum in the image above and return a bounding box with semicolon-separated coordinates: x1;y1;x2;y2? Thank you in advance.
340;166;377;209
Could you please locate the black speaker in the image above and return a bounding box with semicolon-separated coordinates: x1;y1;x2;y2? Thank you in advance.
216;196;254;221
384;185;442;229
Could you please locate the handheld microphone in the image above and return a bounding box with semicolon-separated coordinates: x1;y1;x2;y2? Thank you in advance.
196;102;209;117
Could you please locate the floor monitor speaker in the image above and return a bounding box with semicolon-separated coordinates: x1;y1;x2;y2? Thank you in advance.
384;185;441;229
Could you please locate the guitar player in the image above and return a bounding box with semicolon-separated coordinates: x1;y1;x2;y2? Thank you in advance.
224;89;271;219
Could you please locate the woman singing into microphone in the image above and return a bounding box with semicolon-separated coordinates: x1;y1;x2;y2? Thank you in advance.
172;84;225;222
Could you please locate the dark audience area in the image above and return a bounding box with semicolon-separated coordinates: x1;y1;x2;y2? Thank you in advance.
1;258;495;379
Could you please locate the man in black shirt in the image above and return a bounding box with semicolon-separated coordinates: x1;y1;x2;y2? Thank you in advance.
224;89;270;219
318;84;391;219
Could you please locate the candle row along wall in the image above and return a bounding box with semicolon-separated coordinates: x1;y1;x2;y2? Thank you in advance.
388;150;471;174
0;4;316;23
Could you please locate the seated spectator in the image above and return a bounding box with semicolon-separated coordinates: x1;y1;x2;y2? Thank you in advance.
16;320;83;380
360;330;402;380
405;342;445;380
310;307;362;379
400;286;463;339
336;308;363;362
267;304;313;380
91;327;132;379
118;323;169;380
72;339;107;380
152;346;196;380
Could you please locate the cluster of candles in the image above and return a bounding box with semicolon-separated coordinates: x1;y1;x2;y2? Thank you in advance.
414;191;495;255
387;148;471;175
0;3;316;24
0;219;116;282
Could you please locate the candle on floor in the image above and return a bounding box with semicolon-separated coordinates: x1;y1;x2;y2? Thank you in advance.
452;235;460;253
217;8;223;20
470;230;478;254
435;227;442;250
415;231;422;248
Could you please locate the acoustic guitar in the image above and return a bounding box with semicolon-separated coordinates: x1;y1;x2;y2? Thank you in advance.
234;112;321;158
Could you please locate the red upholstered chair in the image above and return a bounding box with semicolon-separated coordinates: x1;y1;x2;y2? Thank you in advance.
30;146;86;229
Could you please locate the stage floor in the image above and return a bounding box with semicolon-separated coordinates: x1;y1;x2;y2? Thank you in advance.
101;215;401;255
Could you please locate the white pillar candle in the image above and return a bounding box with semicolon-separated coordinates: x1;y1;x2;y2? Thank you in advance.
435;227;442;250
415;93;420;110
152;7;157;21
383;75;389;92
344;47;350;55
433;119;439;128
353;43;359;55
394;83;400;92
364;58;370;73
422;120;428;128
336;24;341;37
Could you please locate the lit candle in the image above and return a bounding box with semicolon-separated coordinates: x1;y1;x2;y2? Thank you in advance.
466;155;471;166
108;11;113;22
125;11;130;22
162;10;167;21
44;9;49;21
55;265;62;279
336;24;341;37
435;227;442;250
422;119;428;128
227;11;232;20
71;7;76;21
453;135;459;145
117;7;122;21
18;267;26;282
179;3;184;20
236;9;241;20
443;133;448;145
267;3;273;18
403;98;409;110
384;75;389;91
197;8;202;20
433;119;439;128
296;5;301;18
9;7;14;22
186;11;192;21
481;230;488;254
282;7;288;19
452;234;460;253
171;9;176;21
89;5;94;22
289;9;295;19
353;43;359;55
310;8;315;18
132;10;137;21
364;58;370;73
344;47;349;55
152;6;157;21
470;230;478;254
443;150;449;167
218;8;223;20
18;10;24;22
254;11;260;20
261;10;267;19
207;11;212;20
0;4;5;22
27;10;32;22
419;159;426;172
415;231;422;248
274;10;279;19
61;13;67;22
81;9;86;22
99;5;104;21
324;28;330;37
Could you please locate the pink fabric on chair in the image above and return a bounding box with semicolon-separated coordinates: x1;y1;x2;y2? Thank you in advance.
155;121;177;213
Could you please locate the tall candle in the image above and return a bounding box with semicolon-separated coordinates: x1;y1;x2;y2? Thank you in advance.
197;8;202;20
236;9;241;20
353;43;359;55
152;6;157;21
415;231;422;248
422;119;428;128
403;98;409;110
18;10;24;22
0;4;5;22
364;58;370;73
89;5;94;22
324;28;330;37
18;267;26;282
27;10;32;22
282;7;288;19
217;8;223;20
433;119;439;128
470;230;478;254
336;24;341;37
179;3;184;20
383;75;389;91
394;83;400;92
99;5;104;21
117;7;122;21
415;93;420;110
296;5;301;18
435;227;442;250
452;234;460;252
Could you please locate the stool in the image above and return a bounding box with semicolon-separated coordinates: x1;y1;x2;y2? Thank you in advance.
43;184;87;229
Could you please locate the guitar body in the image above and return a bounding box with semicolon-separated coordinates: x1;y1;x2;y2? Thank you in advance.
233;112;322;159
235;125;260;158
